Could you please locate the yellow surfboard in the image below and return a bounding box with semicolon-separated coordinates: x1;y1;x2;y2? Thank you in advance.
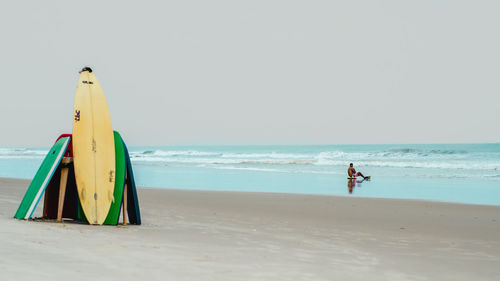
73;67;115;225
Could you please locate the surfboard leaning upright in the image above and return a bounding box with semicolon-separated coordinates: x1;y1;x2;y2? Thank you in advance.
14;137;71;220
73;67;115;225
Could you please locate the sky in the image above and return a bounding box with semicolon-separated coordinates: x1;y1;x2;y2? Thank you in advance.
0;1;499;146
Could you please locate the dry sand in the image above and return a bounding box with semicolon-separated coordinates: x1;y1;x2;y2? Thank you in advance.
1;177;500;281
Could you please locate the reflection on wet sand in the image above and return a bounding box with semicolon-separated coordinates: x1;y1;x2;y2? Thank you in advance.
347;178;368;194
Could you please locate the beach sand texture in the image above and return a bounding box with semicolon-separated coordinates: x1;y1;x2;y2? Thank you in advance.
1;177;500;281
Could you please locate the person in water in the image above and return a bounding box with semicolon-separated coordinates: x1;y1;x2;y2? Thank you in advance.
348;163;368;179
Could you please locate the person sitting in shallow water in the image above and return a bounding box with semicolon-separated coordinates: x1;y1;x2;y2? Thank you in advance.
348;163;368;179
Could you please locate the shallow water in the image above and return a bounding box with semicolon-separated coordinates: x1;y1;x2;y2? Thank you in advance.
2;143;500;205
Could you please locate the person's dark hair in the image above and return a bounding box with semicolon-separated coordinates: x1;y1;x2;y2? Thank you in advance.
349;163;353;166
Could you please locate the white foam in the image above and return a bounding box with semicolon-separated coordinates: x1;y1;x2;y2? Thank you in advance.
220;152;310;159
0;147;48;159
131;150;221;157
128;147;500;172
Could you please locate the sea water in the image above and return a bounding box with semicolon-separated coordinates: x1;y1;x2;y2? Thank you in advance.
1;144;500;205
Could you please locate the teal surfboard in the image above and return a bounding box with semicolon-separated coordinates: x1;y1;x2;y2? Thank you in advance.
103;131;126;225
14;137;71;220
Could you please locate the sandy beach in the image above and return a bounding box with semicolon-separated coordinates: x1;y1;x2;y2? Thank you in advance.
1;177;499;281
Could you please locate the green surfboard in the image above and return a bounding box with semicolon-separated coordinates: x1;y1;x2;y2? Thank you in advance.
76;196;86;222
77;131;126;225
103;131;126;225
14;137;71;220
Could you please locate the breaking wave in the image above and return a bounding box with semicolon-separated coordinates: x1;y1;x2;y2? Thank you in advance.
2;144;499;180
126;146;500;173
0;147;49;159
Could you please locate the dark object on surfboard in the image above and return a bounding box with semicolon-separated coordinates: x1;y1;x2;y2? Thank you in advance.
79;66;93;73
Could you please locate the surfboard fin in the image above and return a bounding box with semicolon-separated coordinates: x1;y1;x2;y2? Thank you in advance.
109;190;115;203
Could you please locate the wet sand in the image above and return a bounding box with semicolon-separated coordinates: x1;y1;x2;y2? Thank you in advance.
1;177;500;280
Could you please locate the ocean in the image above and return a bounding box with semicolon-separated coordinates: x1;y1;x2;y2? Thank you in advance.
2;143;500;205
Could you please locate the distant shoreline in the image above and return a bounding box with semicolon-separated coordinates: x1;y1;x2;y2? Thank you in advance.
4;175;500;207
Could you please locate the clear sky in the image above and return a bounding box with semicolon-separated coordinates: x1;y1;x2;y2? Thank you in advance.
1;1;499;146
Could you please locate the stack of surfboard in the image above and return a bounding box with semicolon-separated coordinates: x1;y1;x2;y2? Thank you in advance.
14;67;141;225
